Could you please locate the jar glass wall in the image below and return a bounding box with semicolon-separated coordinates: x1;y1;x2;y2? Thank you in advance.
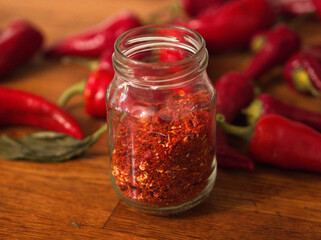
106;25;217;215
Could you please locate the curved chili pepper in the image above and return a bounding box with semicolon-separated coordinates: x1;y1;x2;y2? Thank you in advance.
58;51;114;118
217;114;321;172
0;87;83;139
283;52;321;96
245;24;300;80
0;19;43;78
312;0;321;19
244;93;321;131
47;11;141;58
179;0;275;52
214;72;255;170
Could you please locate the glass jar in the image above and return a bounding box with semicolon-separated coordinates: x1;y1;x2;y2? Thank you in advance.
106;25;217;215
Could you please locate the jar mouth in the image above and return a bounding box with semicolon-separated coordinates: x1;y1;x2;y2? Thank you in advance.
113;24;208;87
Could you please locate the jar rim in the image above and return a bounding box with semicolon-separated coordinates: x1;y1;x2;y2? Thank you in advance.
114;24;206;68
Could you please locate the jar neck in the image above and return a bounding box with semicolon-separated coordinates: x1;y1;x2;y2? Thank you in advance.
113;25;208;87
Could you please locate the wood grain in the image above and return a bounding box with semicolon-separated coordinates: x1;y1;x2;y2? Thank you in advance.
0;1;321;239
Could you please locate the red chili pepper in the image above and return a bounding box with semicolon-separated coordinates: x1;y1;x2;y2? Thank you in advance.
245;24;300;80
179;0;275;52
245;93;321;131
214;72;255;170
47;11;141;58
157;28;187;73
283;51;321;96
97;49;113;70
84;68;114;117
0;20;43;78
312;0;321;19
180;0;230;17
0;87;83;139
58;51;114;118
270;0;316;17
217;114;321;172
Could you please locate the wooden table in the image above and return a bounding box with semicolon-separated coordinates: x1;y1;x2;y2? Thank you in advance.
1;1;321;239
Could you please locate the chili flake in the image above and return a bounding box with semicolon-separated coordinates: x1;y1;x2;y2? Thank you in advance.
111;89;215;207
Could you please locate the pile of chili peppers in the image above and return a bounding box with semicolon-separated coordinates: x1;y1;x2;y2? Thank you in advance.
1;0;321;175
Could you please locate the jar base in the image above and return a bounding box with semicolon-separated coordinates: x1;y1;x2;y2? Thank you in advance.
110;160;217;216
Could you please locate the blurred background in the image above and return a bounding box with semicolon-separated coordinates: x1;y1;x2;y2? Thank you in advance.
0;0;174;44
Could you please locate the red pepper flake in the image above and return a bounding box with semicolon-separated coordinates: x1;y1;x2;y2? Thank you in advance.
111;89;215;207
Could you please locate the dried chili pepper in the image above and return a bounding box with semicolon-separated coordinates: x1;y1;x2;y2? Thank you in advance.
178;0;275;52
283;51;321;96
0;19;43;78
245;24;301;80
217;114;321;173
111;89;214;207
0;87;83;139
58;51;114;118
214;72;255;170
244;93;321;131
47;11;141;58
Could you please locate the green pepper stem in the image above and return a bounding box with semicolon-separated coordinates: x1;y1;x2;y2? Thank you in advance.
292;67;321;97
251;36;266;53
242;99;263;126
61;57;98;70
57;79;87;106
89;123;108;141
216;114;253;142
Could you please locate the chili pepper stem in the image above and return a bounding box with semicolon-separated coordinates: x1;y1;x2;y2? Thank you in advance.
61;57;98;70
292;67;321;97
242;99;263;126
251;36;266;53
88;123;108;141
216;114;253;141
58;79;87;106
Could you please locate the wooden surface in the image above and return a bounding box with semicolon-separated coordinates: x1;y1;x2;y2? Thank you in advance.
1;1;321;239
